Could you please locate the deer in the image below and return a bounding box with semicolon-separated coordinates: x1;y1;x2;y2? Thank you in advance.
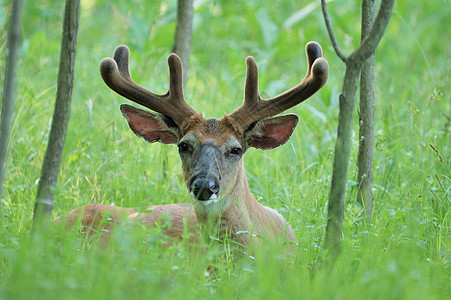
60;41;328;253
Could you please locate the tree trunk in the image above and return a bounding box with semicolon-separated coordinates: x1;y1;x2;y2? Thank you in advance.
33;0;80;224
0;0;21;202
172;0;193;87
321;0;394;259
357;0;376;220
323;61;361;254
162;0;193;179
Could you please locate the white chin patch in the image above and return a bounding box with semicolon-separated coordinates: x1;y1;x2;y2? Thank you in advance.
191;192;220;206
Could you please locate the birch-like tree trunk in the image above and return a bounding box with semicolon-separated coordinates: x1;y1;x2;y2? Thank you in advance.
172;0;193;87
33;0;80;224
0;0;21;201
357;0;376;220
321;0;394;258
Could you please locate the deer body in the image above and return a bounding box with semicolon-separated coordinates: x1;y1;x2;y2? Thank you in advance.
62;203;198;242
60;42;328;251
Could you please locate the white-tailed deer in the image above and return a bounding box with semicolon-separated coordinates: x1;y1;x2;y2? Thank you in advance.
61;42;328;251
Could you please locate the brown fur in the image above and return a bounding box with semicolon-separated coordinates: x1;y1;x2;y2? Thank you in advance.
58;203;199;244
195;162;295;248
58;123;296;251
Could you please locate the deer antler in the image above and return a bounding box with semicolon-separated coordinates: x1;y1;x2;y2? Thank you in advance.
229;41;329;131
99;45;197;128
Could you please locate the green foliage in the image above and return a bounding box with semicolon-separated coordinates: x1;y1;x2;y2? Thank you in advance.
1;0;449;299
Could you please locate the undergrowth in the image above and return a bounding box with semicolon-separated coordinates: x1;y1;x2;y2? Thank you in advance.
0;1;449;299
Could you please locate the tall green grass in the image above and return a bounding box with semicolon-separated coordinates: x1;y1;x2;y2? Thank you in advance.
1;0;449;299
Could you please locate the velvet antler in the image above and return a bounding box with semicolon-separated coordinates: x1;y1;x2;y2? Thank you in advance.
229;42;329;131
99;45;197;128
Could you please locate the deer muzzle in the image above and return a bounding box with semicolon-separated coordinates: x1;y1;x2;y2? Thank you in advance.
188;143;221;202
190;176;220;201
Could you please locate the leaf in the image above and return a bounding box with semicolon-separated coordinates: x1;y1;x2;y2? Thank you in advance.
347;180;359;187
129;16;150;51
303;103;327;123
284;0;335;29
256;8;279;47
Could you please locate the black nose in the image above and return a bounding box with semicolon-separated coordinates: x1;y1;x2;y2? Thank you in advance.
190;177;220;201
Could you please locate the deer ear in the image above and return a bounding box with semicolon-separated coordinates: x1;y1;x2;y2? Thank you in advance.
120;104;179;144
245;114;298;150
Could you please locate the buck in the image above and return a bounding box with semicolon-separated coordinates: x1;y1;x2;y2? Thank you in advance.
62;41;328;251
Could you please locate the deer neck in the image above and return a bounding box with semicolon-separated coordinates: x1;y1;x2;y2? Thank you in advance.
195;161;271;247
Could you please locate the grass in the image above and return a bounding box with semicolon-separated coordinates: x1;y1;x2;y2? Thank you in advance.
1;0;450;299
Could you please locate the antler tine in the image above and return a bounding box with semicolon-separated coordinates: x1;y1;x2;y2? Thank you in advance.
99;45;197;128
229;41;329;131
244;56;259;102
167;53;185;102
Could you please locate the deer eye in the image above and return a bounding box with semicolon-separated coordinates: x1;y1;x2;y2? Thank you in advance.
178;142;190;153
229;147;242;157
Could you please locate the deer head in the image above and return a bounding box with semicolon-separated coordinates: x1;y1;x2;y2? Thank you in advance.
99;42;328;224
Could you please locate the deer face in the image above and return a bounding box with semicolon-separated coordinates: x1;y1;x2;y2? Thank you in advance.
100;42;328;215
121;105;299;215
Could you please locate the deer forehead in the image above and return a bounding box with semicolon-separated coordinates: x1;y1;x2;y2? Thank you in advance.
181;117;243;147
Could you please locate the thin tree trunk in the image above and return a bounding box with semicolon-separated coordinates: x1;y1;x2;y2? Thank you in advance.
321;0;394;259
0;0;21;202
163;0;193;179
357;0;376;220
323;63;361;253
33;0;80;224
172;0;193;87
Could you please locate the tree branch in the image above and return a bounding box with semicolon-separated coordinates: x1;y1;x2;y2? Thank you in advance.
321;0;347;62
351;0;395;63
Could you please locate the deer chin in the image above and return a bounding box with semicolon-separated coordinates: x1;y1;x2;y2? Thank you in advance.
190;192;220;206
190;192;230;216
